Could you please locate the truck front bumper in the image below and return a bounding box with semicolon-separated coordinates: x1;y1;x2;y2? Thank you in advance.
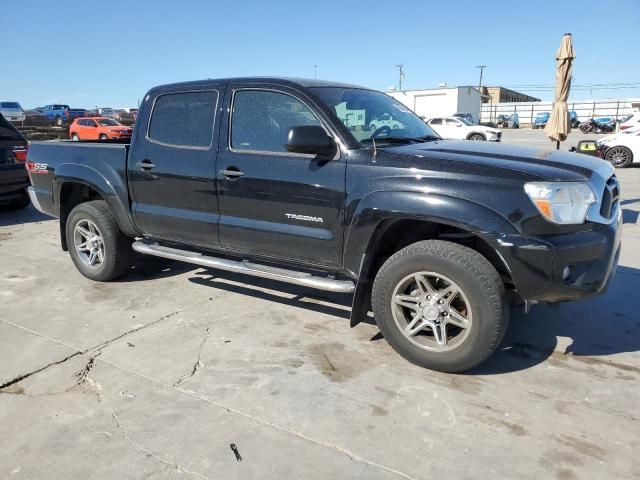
480;211;622;303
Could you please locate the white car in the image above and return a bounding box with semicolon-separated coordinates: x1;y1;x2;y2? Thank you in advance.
0;101;25;124
598;129;640;168
369;113;403;132
619;111;640;132
425;116;501;141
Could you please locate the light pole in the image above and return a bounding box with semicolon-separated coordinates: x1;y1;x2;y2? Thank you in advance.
313;64;318;80
396;64;404;91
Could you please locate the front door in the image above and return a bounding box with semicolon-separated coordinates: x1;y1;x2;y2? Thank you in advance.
216;87;346;268
128;88;222;247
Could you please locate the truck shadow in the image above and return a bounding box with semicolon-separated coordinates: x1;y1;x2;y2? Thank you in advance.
0;205;52;227
472;265;640;374
121;258;639;375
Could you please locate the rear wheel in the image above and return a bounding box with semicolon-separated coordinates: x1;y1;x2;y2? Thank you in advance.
605;146;633;168
99;134;108;140
66;200;132;281
71;133;79;141
372;240;507;373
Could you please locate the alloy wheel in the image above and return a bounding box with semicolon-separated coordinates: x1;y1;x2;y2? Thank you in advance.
391;271;472;351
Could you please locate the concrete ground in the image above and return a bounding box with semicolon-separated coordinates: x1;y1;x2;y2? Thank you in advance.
1;129;639;479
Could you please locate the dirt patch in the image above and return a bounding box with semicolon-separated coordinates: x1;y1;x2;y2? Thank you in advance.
307;342;370;383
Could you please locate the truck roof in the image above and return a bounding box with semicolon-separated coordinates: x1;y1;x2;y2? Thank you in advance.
147;77;370;94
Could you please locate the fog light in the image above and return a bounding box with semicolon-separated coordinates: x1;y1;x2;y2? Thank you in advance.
562;266;571;281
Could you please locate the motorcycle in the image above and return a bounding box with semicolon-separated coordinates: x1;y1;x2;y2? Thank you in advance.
579;118;615;134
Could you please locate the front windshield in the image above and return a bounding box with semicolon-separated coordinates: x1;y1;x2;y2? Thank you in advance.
97;118;120;126
310;87;440;145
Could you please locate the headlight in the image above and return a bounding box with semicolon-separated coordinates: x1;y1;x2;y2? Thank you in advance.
524;182;596;224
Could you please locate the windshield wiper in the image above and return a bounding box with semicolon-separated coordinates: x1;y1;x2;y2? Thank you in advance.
362;135;440;146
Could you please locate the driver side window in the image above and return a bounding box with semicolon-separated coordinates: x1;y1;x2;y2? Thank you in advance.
231;90;321;153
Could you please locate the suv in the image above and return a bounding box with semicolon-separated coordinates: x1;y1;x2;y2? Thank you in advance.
426;116;501;141
0;102;25;124
26;77;621;373
0;114;30;209
69;117;133;141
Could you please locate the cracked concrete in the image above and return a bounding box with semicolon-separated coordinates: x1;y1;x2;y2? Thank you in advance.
1;135;640;479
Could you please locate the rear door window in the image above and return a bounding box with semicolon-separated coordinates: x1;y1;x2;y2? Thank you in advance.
147;91;218;148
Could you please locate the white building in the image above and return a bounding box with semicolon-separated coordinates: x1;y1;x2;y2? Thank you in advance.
388;86;482;123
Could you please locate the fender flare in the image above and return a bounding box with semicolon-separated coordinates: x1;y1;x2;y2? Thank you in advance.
53;163;139;237
346;190;518;327
343;190;518;278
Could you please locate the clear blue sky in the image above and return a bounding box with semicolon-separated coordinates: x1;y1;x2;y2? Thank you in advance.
4;0;639;108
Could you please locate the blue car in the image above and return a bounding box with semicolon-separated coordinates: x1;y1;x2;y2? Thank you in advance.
533;112;549;129
570;111;580;128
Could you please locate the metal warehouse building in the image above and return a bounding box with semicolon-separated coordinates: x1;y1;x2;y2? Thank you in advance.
387;86;482;122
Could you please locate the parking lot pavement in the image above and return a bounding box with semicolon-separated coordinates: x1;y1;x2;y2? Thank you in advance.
499;127;608;149
1;153;639;479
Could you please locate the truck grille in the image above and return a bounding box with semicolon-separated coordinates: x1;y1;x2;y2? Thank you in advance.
599;175;620;220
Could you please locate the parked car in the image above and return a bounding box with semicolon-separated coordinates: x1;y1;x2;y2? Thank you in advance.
97;107;117;119
497;113;519;129
369;112;403;132
452;113;475;124
0;114;30;209
426;116;501;141
619;111;640;131
37;104;87;126
114;109;136;125
532;112;549;129
69;117;133;141
570;111;580;128
23;109;51;127
27;77;621;373
0;102;26;124
598;130;640;168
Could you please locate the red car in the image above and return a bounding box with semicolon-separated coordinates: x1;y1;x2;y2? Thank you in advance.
69;117;133;141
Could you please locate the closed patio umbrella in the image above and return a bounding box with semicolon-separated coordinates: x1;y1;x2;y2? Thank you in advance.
545;33;575;149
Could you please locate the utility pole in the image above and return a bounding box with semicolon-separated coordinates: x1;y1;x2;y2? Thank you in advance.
476;65;486;91
313;64;318;80
396;64;404;91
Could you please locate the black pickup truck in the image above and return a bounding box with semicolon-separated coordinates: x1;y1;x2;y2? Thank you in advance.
26;77;622;372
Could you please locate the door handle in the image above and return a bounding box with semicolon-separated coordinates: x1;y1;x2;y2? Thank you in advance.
220;168;245;178
136;160;156;170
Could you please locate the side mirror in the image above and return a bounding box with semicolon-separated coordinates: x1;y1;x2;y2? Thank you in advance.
285;126;336;157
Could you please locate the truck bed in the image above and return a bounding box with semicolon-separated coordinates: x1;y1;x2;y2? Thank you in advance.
27;141;131;218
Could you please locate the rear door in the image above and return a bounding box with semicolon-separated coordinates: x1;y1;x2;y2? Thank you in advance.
128;87;223;247
216;85;346;268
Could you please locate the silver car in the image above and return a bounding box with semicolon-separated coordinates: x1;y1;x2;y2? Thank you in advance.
0;102;25;124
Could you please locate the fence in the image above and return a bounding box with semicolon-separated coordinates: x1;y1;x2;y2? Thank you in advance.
481;99;637;126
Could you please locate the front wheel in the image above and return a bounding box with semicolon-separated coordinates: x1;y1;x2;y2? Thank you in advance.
99;134;108;140
372;240;508;373
468;133;485;141
66;200;133;281
71;133;79;141
55;117;63;127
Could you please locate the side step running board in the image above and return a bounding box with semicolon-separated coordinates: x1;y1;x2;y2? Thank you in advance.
131;241;355;294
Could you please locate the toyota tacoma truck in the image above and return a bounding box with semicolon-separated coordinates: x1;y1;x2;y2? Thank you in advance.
26;78;622;373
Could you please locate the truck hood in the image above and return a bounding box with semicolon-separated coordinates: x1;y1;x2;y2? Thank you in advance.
378;139;611;182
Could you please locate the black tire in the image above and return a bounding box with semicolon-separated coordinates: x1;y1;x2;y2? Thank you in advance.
71;133;79;141
55;116;63;127
605;145;633;168
99;134;108;140
66;200;132;281
467;133;486;141
372;240;507;373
